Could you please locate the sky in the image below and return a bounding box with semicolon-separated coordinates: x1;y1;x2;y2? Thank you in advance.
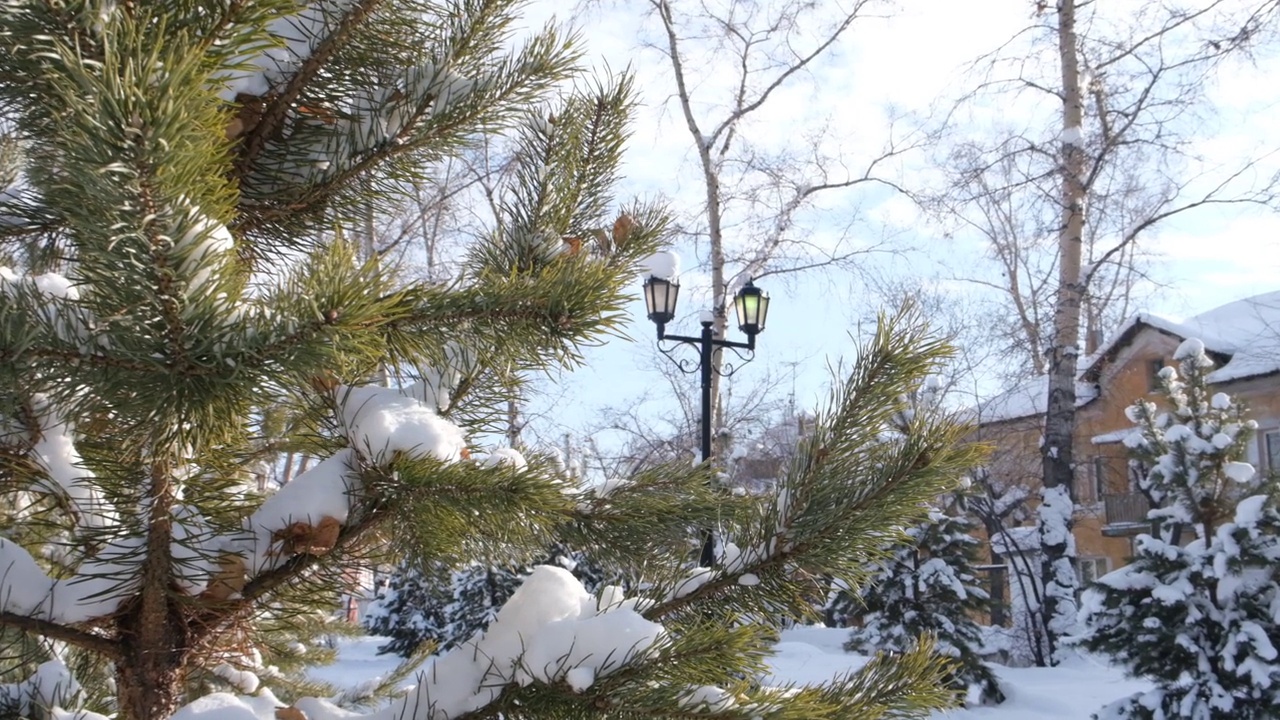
507;0;1280;461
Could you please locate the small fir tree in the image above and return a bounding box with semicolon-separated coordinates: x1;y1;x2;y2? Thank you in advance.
363;561;452;658
369;545;609;658
843;489;1005;706
823;579;860;628
1075;338;1280;720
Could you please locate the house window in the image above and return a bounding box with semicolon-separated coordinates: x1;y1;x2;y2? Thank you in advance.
1076;557;1109;587
1091;456;1107;501
976;564;1009;627
1262;430;1280;475
1147;358;1166;392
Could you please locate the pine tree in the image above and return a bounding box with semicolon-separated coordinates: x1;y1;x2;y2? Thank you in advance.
363;560;452;658
823;579;860;629
843;489;1005;706
1075;338;1280;719
0;1;984;717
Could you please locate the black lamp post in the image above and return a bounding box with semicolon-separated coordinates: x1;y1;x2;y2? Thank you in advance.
643;271;770;566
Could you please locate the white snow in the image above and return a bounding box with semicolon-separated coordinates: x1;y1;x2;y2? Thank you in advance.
50;710;110;720
988;526;1039;556
639;250;680;280
338;385;468;463
28;401;116;529
216;1;361;102
565;666;595;692
373;565;664;719
1234;495;1268;526
275;626;1156;720
1062;126;1084;146
479;447;528;471
230;384;468;576
1224;461;1256;484
581;476;629;500
1173;337;1205;361
678;685;737;711
767;628;1150;720
1091;428;1137;445
174;209;235;296
171;504;219;595
212;663;261;695
404;343;473;413
0;529;151;624
245;450;358;541
0;659;82;717
169;693;264;720
173;569;667;719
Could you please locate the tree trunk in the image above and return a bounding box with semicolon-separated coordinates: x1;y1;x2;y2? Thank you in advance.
116;641;187;720
114;462;190;720
701;119;728;463
656;0;730;462
1038;0;1086;664
114;580;190;720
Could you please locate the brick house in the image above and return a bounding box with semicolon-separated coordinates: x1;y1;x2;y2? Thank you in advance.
970;291;1280;606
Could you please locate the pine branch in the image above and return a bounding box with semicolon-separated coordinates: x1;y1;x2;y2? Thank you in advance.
234;0;385;180
203;499;389;632
0;611;119;658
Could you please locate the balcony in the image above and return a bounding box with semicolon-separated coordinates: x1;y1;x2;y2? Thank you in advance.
1102;493;1151;536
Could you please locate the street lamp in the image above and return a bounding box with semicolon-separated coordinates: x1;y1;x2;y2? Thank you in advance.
641;267;770;566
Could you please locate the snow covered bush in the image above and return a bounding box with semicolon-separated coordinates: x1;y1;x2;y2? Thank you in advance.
842;488;1005;705
1074;339;1280;719
366;545;608;658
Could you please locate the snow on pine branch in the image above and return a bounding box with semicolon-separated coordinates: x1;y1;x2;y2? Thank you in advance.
0;659;82;718
25;396;116;530
337;384;468;464
168;567;669;720
217;0;363;102
0;532;143;623
0;382;469;625
230;384;468;576
0;268;120;527
0;266;95;351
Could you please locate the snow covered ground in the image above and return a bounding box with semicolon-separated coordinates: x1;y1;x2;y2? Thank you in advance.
314;626;1151;719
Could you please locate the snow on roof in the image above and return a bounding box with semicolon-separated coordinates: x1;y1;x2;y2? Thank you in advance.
1091;428;1137;445
968;374;1098;424
976;291;1280;425
1081;290;1280;385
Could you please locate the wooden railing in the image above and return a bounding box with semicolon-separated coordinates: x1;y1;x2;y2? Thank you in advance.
1103;493;1150;527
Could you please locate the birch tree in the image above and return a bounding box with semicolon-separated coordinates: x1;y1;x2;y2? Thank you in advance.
596;0;925;453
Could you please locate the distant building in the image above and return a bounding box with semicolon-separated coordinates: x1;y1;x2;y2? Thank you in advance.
729;410;815;492
970;291;1280;614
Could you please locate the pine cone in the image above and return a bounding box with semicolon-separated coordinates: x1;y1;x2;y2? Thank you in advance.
612;212;636;246
202;553;247;600
272;516;342;556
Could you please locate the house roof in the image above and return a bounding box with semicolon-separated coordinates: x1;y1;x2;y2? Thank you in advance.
968;374;1098;424
973;290;1280;424
1080;290;1280;385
